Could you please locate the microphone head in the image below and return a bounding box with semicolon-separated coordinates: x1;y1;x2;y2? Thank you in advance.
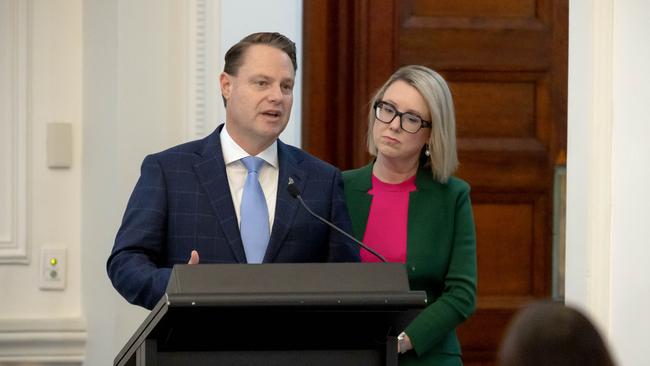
287;180;300;198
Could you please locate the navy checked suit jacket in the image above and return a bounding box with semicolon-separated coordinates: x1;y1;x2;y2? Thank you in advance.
107;125;360;309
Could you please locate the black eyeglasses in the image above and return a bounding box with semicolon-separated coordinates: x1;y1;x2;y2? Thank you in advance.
373;101;431;134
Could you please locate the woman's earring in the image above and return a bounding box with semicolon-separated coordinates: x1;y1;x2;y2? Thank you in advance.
424;146;431;157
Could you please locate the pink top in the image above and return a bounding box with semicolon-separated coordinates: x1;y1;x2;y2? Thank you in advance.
361;174;417;263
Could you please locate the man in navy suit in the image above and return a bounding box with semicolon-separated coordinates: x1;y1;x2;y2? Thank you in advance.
107;32;360;310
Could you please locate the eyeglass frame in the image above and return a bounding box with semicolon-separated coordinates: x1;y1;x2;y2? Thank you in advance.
373;100;432;134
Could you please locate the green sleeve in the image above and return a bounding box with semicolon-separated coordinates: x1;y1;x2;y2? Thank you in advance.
405;186;477;356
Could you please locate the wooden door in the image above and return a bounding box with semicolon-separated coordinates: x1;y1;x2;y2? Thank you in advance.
303;1;567;365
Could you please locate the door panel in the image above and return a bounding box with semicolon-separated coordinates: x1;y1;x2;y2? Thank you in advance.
303;1;567;364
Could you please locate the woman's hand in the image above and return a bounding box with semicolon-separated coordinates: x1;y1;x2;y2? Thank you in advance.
397;332;413;354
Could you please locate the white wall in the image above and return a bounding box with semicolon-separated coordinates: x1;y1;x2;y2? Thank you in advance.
82;1;188;364
0;0;86;362
0;0;83;317
609;2;650;366
566;0;612;324
566;1;650;365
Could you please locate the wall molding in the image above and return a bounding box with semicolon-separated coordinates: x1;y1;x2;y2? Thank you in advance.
0;317;87;363
0;0;29;264
185;0;220;140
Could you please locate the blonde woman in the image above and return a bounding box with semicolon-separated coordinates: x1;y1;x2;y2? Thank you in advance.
343;65;477;366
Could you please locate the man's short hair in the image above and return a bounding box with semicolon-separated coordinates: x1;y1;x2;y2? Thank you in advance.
224;32;297;76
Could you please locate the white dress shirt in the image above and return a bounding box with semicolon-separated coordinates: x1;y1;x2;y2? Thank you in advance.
220;125;278;232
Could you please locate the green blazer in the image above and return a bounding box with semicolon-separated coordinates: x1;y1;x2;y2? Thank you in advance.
343;163;477;365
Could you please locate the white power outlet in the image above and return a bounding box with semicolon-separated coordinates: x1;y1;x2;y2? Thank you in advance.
39;247;67;290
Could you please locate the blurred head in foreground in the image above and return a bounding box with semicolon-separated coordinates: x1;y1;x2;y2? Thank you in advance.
498;301;616;366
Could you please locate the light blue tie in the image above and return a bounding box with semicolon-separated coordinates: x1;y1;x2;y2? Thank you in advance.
240;156;270;263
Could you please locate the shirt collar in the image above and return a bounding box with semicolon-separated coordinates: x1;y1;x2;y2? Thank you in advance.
220;124;278;168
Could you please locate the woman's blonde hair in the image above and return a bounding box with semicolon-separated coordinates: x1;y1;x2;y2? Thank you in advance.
367;65;458;183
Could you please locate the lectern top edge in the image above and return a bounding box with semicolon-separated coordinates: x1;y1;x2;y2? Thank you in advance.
166;262;412;295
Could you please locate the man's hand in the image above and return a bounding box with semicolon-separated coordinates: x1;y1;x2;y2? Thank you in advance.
187;250;200;264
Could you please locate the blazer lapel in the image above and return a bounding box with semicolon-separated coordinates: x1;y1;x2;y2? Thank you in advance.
192;125;247;263
406;168;439;259
347;163;373;241
263;141;306;262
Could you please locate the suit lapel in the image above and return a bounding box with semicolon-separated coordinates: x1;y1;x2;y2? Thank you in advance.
263;141;306;262
192;125;247;263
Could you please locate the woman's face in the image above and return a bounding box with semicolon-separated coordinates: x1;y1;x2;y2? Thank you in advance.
372;80;431;164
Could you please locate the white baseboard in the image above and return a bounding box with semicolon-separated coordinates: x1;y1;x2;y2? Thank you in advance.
0;317;86;364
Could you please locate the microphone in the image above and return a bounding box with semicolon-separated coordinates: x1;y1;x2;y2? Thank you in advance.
287;177;386;262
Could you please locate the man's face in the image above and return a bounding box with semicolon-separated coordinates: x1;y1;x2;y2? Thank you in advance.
220;44;295;154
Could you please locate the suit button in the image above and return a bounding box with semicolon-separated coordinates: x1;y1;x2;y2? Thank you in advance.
411;266;416;271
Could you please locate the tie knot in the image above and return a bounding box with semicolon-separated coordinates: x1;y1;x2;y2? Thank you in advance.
241;156;265;173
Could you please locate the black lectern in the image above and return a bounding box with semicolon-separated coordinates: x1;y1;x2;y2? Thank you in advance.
114;263;426;366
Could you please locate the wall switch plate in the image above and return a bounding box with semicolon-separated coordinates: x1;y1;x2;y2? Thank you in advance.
47;122;72;169
39;247;67;290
